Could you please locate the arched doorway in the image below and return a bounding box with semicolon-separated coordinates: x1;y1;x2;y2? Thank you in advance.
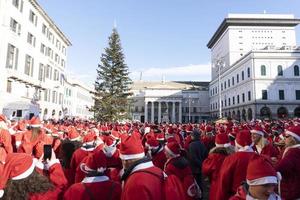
247;108;253;121
242;109;246;121
277;107;288;118
260;106;271;119
228;111;231;118
294;107;300;117
232;111;236;120
237;110;241;121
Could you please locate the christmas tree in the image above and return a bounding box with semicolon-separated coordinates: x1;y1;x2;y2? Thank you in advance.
93;28;132;122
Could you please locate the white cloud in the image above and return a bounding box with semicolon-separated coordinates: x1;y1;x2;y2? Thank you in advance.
130;63;211;81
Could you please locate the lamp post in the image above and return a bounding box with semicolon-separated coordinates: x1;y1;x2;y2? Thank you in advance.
216;59;225;119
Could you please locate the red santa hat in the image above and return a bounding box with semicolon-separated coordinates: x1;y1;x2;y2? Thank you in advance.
215;133;231;148
285;125;300;141
235;130;252;148
145;136;160;150
29;117;42;128
68;129;81;141
156;132;165;141
0;153;36;198
250;125;265;136
80;149;107;174
83;132;97;145
206;125;213;133
246;154;279;186
164;141;180;157
119;132;145;160
110;130;120;140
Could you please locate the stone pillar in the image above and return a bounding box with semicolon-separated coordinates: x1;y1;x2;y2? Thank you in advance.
179;101;182;123
151;101;155;123
172;101;176;123
158;101;161;123
144;101;148;123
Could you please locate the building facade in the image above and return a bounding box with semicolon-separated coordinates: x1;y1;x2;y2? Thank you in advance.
0;0;94;120
208;14;300;120
130;81;210;123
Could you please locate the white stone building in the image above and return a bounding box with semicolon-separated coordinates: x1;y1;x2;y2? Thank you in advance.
0;0;94;120
130;81;210;123
208;14;300;120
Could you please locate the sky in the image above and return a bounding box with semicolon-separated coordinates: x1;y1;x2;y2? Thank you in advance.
37;0;300;87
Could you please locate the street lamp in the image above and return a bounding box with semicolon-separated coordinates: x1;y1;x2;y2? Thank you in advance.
216;59;225;119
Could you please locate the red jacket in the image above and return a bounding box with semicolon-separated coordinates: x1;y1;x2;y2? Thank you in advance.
202;152;227;200
152;148;167;170
121;161;164;200
63;176;121;200
30;163;68;200
252;142;279;160
215;151;255;200
276;144;300;200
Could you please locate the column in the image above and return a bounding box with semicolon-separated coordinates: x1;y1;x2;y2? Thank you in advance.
172;101;175;123
151;101;155;123
179;101;182;123
144;101;148;123
158;101;161;123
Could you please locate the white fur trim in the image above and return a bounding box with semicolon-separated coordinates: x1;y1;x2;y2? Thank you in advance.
131;161;154;174
80;146;95;151
235;141;253;152
164;145;180;158
286;130;300;141
12;159;35;180
144;127;150;134
31;124;42;128
70;136;81;141
34;158;45;170
119;152;145;160
0;190;4;198
47;159;60;168
250;129;264;136
247;176;277;185
215;143;231;148
82;176;109;183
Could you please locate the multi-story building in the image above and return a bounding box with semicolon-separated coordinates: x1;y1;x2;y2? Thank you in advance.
0;0;94;120
208;14;300;120
130;81;210;123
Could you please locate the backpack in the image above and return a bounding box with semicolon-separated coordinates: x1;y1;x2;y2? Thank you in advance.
132;170;186;200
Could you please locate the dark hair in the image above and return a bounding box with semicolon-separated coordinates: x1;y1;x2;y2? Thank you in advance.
2;170;54;200
60;139;82;168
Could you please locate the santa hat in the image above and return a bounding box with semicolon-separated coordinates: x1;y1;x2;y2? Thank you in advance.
206;125;213;133
246;154;280;186
235;130;252;147
145;136;160;150
80;149;107;174
29;117;42;128
68;129;81;141
0;153;36;198
285;125;300;141
164;141;180;157
119;132;145;160
156;133;165;141
110;130;120;140
215;133;231;147
250;125;265;136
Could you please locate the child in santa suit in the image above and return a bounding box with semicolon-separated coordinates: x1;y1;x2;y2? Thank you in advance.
63;149;121;200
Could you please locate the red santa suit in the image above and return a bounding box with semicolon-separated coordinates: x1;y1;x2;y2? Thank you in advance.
276;143;300;200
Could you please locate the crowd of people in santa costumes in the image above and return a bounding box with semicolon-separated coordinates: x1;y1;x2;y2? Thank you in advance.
0;113;300;200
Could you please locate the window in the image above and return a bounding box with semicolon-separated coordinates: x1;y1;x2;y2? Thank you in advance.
242;93;245;102
224;99;227;107
47;47;53;58
10;18;21;34
24;55;34;76
279;90;285;100
237;74;239;83
54;69;59;81
224;81;226;89
277;65;283;76
237;95;240;104
62;46;66;55
242;71;244;80
296;90;300;100
248;91;251;101
232;96;235;105
294;65;299;76
221;83;223;91
228;98;231;106
45;65;52;79
6;44;18;69
228;79;230;87
262;90;268;100
27;33;36;47
59;93;63;105
42;24;47;35
232;77;234;86
12;0;23;11
40;43;46;54
38;64;44;81
261;65;266;76
7;80;12;93
29;10;37;26
52;91;57;103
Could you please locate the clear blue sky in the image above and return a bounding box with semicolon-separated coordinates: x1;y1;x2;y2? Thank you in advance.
38;0;300;86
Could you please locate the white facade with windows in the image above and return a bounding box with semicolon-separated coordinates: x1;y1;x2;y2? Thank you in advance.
130;81;210;123
208;14;300;120
0;0;94;120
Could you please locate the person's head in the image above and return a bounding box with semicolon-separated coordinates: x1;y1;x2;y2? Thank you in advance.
284;126;300;147
250;126;265;145
164;141;180;159
235;130;252;151
119;132;145;170
0;153;53;199
247;154;279;200
80;149;107;176
191;129;200;140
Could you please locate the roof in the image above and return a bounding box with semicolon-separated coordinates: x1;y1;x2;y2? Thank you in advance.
207;14;300;49
131;81;209;91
